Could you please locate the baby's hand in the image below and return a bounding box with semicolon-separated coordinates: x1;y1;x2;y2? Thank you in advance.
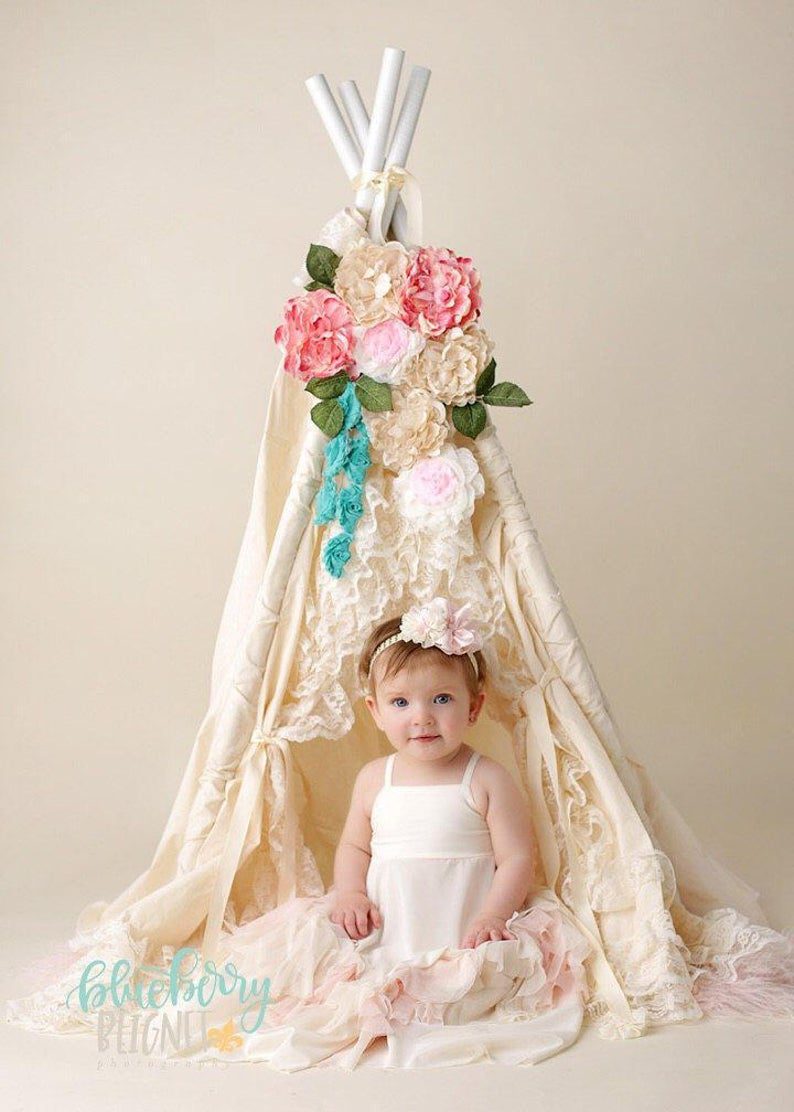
329;891;383;941
461;913;515;948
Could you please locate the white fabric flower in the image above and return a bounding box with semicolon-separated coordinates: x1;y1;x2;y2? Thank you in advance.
393;445;484;529
399;598;450;648
352;319;426;385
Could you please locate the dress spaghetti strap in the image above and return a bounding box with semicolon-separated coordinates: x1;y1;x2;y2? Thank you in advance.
384;752;395;788
461;750;481;808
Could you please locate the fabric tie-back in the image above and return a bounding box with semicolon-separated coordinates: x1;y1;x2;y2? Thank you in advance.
350;164;423;246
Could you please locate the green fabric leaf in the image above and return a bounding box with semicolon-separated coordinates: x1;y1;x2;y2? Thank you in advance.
304;279;325;291
451;400;487;439
482;382;532;407
306;244;341;288
305;372;349;399
475;358;496;396
310;398;345;438
354;375;393;412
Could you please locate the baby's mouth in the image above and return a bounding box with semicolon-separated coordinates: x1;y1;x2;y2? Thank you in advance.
413;735;440;742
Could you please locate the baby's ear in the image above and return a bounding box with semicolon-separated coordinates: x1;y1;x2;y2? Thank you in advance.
469;690;486;721
364;694;383;730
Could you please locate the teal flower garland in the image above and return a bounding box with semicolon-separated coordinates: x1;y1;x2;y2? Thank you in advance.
314;380;371;578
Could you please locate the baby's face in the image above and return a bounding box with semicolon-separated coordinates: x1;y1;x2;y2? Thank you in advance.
365;656;484;763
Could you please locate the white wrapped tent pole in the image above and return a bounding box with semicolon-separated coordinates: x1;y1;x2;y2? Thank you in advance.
379;64;430;241
338;79;368;155
353;46;404;214
305;74;361;179
195;419;327;954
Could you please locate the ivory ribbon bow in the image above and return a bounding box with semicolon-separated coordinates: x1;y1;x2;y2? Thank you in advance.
350;164;423;247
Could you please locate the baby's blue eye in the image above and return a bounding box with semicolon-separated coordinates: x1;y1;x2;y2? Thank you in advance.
390;694;452;707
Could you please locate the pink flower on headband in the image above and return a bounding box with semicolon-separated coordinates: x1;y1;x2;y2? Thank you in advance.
400;598;484;655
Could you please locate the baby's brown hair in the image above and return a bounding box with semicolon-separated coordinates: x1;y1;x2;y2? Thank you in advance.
359;615;487;700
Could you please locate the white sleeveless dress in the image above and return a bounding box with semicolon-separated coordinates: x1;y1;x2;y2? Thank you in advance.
359;750;511;967
154;749;593;1071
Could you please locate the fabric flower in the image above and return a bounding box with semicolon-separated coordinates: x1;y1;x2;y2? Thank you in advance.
393;445;484;529
348;431;371;471
366;386;448;473
274;289;356;382
400;598;484;655
333;241;409;325
398;246;482;338
352;318;425;385
405;323;494;406
337;485;364;532
400;599;450;649
323;532;352;577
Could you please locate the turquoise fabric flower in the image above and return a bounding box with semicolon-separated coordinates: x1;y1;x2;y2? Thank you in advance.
323;532;352;578
338;485;364;532
314;381;372;579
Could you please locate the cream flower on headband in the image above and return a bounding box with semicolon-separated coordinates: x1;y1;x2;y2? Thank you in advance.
400;598;484;656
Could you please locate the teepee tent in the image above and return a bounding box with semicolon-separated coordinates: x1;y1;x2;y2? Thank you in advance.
7;46;793;1045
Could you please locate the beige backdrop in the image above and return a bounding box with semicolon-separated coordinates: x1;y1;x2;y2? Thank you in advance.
2;0;792;952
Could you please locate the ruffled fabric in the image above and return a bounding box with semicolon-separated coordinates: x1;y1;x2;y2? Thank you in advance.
143;889;592;1072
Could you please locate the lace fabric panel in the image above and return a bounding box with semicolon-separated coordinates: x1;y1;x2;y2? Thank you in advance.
274;462;530;742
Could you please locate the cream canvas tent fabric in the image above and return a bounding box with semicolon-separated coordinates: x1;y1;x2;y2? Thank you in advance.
6;51;794;1050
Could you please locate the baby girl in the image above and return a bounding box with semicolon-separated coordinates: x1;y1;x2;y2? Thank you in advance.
329;598;538;958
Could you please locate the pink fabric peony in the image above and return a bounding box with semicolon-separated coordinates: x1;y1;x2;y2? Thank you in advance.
398;246;482;338
274;289;356;382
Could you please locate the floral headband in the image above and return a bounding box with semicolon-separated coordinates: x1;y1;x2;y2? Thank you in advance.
367;598;485;681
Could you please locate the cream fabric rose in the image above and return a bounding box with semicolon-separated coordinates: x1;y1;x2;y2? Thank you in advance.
367;386;448;473
393;445;484;529
405;323;494;406
333;241;409;325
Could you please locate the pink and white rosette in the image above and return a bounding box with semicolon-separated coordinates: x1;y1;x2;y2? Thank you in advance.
400;597;484;656
352;318;426;385
393;444;484;529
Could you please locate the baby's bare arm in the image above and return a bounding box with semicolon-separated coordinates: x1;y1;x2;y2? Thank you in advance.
330;764;383;940
462;762;537;946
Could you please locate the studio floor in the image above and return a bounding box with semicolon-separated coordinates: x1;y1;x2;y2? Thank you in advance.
3;910;792;1112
